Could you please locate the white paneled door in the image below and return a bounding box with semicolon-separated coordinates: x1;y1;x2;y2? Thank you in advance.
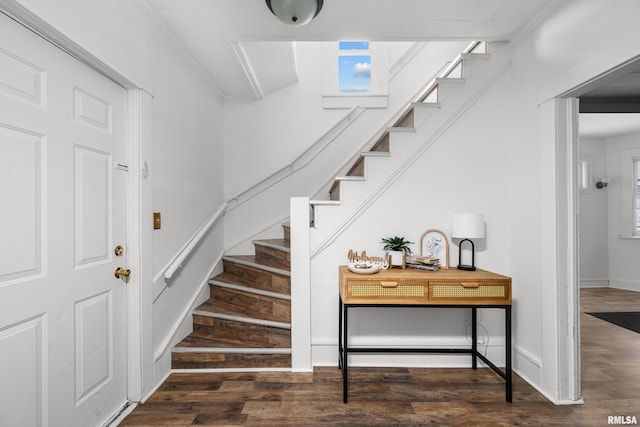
0;13;129;427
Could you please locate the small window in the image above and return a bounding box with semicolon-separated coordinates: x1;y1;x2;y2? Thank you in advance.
634;159;640;235
338;41;371;94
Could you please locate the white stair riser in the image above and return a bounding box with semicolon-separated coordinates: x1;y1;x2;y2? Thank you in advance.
311;44;510;245
412;104;440;128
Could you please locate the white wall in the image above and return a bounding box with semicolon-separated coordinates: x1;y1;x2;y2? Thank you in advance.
226;0;640;405
11;0;226;397
147;23;225;381
606;131;640;292
223;41;469;254
303;0;640;405
16;0;640;408
310;65;513;367
578;137;609;287
501;0;640;402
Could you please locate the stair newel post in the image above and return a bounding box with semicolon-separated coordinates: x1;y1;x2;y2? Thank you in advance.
290;197;313;371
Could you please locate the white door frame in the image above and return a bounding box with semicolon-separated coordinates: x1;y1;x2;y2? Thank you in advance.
0;2;151;404
553;55;640;404
552;98;582;403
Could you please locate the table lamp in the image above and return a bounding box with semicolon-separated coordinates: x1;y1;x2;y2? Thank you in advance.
451;213;485;271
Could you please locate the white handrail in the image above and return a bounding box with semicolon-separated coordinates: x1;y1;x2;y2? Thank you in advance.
225;106;365;212
164;202;228;280
223;42;437;214
309;41;483;201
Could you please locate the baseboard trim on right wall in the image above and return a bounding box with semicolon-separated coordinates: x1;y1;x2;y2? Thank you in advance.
579;279;609;288
609;279;640;292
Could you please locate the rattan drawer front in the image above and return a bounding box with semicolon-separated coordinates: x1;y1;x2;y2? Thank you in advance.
346;281;428;303
429;281;510;304
351;284;425;297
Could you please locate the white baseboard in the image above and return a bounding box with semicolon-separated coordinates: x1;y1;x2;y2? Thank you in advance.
152;254;223;364
580;279;609;288
609;279;640;292
149;353;172;402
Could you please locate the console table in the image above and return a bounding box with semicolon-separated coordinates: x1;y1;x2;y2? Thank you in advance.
338;265;512;403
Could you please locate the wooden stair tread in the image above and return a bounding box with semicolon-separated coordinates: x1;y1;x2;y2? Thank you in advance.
176;335;289;349
172;221;291;371
197;292;291;324
210;272;290;298
224;255;290;274
190;316;291;348
171;351;291;369
254;238;290;250
210;271;256;288
213;267;290;295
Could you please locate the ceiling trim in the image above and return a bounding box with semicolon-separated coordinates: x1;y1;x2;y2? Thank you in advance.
558;53;640;100
230;41;265;101
1;0;138;90
134;0;224;97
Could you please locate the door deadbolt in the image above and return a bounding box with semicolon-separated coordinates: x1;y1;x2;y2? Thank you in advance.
114;267;131;279
114;245;124;256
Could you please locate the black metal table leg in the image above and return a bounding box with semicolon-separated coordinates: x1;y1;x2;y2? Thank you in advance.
506;305;512;402
343;305;349;403
338;303;512;404
472;307;477;369
338;298;343;370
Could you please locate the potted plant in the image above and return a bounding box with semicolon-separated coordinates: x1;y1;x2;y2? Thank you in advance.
381;236;413;267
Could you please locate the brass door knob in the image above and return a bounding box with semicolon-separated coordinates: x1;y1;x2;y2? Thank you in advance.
114;267;131;279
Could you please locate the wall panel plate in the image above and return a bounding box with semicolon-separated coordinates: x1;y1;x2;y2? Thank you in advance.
74;145;111;268
75;291;112;405
74;86;112;133
0;315;47;426
0;47;45;108
0;124;45;287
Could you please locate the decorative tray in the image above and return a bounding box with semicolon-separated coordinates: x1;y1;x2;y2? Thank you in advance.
347;263;380;274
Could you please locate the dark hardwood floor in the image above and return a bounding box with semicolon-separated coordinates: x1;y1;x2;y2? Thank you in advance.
119;288;640;426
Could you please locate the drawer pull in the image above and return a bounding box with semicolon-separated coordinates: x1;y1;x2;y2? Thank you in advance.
379;281;399;288
461;282;480;288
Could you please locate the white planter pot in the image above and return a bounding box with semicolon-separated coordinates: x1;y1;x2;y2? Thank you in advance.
388;250;405;267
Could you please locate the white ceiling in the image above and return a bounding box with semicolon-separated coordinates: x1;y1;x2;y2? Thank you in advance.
141;0;558;100
141;0;640;138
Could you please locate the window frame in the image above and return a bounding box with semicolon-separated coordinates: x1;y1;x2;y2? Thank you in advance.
337;43;372;94
322;41;389;109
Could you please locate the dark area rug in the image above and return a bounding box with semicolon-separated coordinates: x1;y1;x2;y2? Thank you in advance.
586;312;640;334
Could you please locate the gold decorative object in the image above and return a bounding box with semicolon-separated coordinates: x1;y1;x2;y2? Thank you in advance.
347;250;388;274
347;250;386;265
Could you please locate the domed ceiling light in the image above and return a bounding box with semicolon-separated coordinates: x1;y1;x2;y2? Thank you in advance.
265;0;323;26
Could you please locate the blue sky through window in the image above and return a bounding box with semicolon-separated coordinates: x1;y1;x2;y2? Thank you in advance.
338;55;371;93
339;41;369;50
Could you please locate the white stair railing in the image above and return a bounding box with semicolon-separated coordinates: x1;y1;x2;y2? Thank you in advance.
162;202;227;280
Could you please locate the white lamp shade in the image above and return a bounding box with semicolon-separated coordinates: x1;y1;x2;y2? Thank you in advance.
267;0;321;26
451;213;485;239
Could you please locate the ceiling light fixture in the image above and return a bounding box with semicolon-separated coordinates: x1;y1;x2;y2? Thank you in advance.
265;0;323;27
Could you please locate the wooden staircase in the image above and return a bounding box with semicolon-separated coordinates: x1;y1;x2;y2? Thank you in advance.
325;42;491;204
172;224;292;370
171;42;499;370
